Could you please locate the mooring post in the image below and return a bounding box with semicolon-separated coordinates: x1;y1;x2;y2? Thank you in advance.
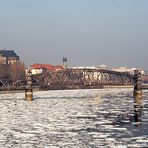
133;70;142;100
25;69;33;101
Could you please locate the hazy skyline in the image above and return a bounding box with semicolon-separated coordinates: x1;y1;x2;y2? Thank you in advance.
0;0;148;69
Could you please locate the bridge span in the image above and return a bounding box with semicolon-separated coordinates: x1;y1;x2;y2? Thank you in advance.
0;68;134;91
32;68;134;90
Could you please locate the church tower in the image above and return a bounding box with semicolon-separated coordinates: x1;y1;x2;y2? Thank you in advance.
62;57;68;69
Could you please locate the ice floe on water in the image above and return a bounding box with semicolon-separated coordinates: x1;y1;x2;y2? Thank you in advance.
0;88;148;147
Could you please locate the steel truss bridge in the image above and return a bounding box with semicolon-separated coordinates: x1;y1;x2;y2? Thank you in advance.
0;79;26;91
32;68;134;89
0;68;134;90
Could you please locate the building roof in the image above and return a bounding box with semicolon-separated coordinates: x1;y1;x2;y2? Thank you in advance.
30;63;64;71
30;63;52;69
0;50;19;58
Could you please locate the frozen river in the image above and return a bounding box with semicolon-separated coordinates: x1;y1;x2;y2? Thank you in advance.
0;88;148;148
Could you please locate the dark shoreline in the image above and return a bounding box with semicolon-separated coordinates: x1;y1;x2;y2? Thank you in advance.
0;85;134;94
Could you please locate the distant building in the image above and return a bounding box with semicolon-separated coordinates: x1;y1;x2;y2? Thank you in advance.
142;74;148;83
112;67;144;75
29;63;64;75
112;67;136;74
62;57;68;69
0;49;19;64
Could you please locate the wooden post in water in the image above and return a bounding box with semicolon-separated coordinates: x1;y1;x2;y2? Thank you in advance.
133;70;142;100
25;69;33;101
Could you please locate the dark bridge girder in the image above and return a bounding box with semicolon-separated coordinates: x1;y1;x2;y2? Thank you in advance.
0;69;134;90
32;68;134;89
0;79;26;90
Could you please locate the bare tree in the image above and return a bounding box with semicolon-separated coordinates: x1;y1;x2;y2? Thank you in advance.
9;61;26;81
0;61;26;81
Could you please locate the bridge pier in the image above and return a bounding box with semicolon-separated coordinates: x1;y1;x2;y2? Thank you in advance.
25;69;33;101
133;70;143;126
133;70;142;101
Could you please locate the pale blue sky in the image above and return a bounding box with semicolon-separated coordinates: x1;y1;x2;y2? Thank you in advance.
0;0;148;69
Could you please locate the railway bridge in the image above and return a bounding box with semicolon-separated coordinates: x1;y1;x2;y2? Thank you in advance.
32;68;134;89
0;68;134;90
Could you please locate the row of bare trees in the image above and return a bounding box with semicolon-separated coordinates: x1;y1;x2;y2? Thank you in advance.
0;62;26;81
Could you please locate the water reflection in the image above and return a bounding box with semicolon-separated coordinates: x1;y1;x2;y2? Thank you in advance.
133;96;143;126
89;92;102;105
116;94;143;126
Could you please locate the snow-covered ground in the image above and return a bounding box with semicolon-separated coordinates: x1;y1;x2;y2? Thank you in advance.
0;89;148;148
